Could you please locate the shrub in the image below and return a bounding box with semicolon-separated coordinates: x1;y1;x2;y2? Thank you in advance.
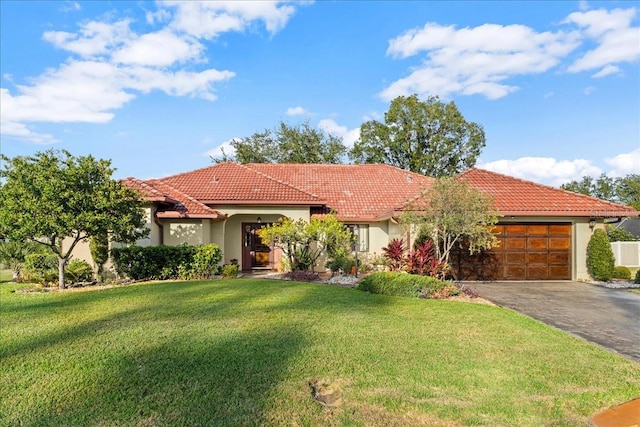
586;229;615;282
382;238;406;271
189;244;222;279
356;271;454;299
65;259;94;284
23;252;58;285
612;266;632;280
221;264;239;278
635;269;640;284
111;245;197;280
325;255;355;275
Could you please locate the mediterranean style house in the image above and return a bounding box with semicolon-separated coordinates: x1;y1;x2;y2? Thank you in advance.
72;162;638;281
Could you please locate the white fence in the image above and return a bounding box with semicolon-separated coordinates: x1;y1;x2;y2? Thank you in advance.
610;242;640;267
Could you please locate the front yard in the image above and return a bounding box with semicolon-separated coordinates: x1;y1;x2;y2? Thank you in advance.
1;278;639;426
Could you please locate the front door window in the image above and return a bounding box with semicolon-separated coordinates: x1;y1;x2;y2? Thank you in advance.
242;223;271;270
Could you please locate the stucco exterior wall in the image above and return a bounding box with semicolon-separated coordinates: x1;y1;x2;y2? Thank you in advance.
368;221;390;255
216;205;310;266
163;220;205;246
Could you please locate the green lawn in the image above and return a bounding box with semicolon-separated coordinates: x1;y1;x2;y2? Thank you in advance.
0;269;12;283
1;279;639;426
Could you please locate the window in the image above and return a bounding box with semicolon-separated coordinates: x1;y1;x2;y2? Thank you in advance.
348;224;369;252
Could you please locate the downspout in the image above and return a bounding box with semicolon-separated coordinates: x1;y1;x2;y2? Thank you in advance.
153;207;164;245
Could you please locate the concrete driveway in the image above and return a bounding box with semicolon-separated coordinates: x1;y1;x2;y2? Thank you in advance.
465;281;640;362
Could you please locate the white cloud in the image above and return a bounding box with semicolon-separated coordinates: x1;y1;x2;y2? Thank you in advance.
0;117;57;144
286;106;309;116
583;85;596;95
382;22;580;100
382;6;639;100
478;157;602;186
605;148;640;177
591;64;621;78
204;137;240;159
162;1;299;39
317;119;360;147
565;8;640;74
43;19;134;57
2;2;304;144
60;1;81;12
111;30;205;66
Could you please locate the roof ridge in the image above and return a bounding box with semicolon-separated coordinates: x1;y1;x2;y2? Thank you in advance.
470;167;637;211
240;163;324;201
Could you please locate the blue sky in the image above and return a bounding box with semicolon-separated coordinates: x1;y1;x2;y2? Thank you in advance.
1;0;638;186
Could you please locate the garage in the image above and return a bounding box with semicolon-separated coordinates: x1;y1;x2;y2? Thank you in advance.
451;223;572;281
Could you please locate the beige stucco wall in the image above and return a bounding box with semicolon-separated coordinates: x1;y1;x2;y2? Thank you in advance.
216;205;310;265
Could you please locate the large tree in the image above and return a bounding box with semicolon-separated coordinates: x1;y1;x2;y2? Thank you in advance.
561;173;640;210
350;95;485;177
0;150;148;289
401;177;499;266
217;121;347;164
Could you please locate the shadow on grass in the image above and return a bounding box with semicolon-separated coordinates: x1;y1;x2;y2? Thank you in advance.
28;328;307;426
2;279;393;425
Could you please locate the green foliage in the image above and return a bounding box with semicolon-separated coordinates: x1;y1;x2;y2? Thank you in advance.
65;259;94;284
586;229;616;282
259;214;352;271
110;244;222;281
216;121;346;164
23;252;58;285
356;271;454;299
606;225;636;242
325;254;355;275
185;244;222;280
0;240;41;282
612;266;631;280
111;245;197;280
635;269;640;284
90;233;110;280
561;173;640;210
0;150;148;289
221;264;239;278
403;177;499;265
350;94;485;177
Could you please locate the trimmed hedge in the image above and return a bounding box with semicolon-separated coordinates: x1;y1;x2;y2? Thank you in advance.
110;244;222;281
356;271;456;299
586;229;615;282
612;266;631;280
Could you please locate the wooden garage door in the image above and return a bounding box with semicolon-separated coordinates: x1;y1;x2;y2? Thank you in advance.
452;223;572;280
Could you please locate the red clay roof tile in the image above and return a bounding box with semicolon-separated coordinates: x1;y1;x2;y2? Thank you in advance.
460;168;639;217
125;164;638;221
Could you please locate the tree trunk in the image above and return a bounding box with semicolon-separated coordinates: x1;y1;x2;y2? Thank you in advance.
58;256;66;289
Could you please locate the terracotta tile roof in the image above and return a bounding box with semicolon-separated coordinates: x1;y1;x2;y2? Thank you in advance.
459;168;639;218
245;163;434;221
121;177;178;204
122;177;223;219
159;162;323;205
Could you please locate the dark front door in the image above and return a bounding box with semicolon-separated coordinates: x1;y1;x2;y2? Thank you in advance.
242;223;271;271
